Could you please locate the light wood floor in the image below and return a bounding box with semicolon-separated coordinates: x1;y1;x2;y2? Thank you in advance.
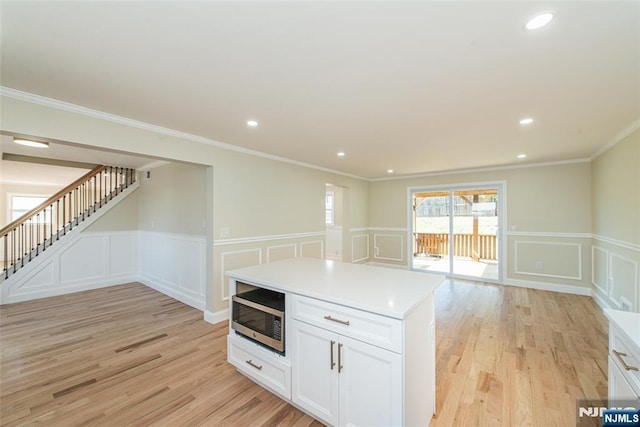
0;280;608;426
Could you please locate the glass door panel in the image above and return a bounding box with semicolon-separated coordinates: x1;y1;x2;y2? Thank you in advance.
451;189;499;280
412;191;451;275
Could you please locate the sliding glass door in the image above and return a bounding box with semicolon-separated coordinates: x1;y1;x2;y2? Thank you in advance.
411;184;503;282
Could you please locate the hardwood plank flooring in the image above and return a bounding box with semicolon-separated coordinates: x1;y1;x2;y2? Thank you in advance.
431;279;608;426
0;280;608;426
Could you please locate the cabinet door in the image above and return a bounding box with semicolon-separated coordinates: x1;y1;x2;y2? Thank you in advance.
609;356;640;405
339;335;403;427
291;320;339;426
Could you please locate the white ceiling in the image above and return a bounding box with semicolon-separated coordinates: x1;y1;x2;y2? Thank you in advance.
1;1;638;179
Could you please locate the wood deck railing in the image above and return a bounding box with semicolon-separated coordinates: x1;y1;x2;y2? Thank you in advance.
1;166;137;281
414;232;497;261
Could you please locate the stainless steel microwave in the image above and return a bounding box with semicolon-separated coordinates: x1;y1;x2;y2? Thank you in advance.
231;285;285;354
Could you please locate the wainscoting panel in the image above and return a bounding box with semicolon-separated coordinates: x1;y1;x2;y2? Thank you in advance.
352;234;370;263
591;246;609;297
591;236;640;312
10;260;55;294
140;233;163;282
219;249;263;301
300;240;324;259
138;231;206;310
373;234;403;262
59;235;107;284
267;244;297;263
514;241;582;280
1;231;138;305
212;232;325;317
110;233;137;278
609;253;638;311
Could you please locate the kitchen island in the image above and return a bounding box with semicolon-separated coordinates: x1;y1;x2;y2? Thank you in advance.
227;257;444;427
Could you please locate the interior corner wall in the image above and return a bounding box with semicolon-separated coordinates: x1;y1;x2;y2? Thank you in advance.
591;129;640;312
137;162;208;236
368;161;593;292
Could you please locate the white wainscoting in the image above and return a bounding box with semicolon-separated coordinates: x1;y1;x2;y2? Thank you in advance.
138;231;206;311
609;253;638;311
213;233;326;322
267;244;297;263
219;248;263;301
373;233;404;262
592;236;640;312
0;231;138;305
514;241;582;280
300;240;324;258
352;234;370;263
591;246;609;296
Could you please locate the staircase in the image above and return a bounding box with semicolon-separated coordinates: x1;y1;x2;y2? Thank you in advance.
1;165;137;283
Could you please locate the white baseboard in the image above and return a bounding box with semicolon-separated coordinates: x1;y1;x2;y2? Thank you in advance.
591;289;613;311
138;275;204;311
0;276;137;305
505;278;591;296
204;308;229;325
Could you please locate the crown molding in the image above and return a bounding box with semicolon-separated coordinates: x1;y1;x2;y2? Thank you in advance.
370;158;591;182
591;118;640;160
0;86;367;181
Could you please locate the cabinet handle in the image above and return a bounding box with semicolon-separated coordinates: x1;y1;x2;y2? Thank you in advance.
246;359;263;371
324;315;350;326
330;340;336;370
338;343;343;373
613;350;639;372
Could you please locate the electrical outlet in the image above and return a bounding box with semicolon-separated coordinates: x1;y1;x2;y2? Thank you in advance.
535;261;543;270
220;227;230;238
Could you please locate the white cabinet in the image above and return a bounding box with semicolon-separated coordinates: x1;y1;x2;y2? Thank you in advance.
291;320;402;427
291;293;409;427
605;309;640;405
338;334;402;427
291;320;339;423
609;356;639;404
227;259;440;427
228;333;292;400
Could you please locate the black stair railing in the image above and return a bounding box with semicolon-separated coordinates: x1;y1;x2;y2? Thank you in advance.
1;165;137;281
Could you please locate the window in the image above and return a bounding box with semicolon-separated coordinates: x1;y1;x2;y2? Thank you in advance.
10;195;48;221
325;191;334;225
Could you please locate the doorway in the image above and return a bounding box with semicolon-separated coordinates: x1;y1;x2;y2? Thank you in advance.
410;183;504;282
325;184;344;261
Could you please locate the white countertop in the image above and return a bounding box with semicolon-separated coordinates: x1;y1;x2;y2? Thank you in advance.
227;258;444;319
605;309;640;350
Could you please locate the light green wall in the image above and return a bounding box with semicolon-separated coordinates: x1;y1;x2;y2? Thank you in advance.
591;129;639;312
137;163;207;236
592;129;640;245
84;189;139;231
369;162;592;233
368;161;593;289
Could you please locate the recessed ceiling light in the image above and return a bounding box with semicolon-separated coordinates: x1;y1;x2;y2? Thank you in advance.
519;118;534;125
14;138;49;148
517;154;527;159
387;169;394;174
247;120;258;127
337;152;345;157
525;12;553;30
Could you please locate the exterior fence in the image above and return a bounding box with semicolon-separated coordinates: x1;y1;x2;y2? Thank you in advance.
414;232;497;261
